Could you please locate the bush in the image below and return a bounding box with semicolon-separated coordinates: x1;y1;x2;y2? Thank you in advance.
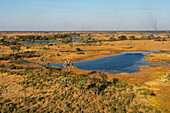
129;36;136;40
118;35;127;40
0;64;5;68
76;48;82;51
43;47;49;50
143;90;156;96
109;37;117;41
155;110;161;113
55;54;60;56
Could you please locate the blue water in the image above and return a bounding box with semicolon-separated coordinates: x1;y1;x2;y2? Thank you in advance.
22;40;59;45
148;50;162;53
146;33;160;35
24;52;169;74
22;37;90;45
69;37;87;41
72;37;80;41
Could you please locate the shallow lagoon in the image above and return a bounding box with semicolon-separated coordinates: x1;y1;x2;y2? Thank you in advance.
24;51;169;74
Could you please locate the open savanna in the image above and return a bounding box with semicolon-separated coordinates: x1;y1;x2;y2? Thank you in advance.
0;31;170;112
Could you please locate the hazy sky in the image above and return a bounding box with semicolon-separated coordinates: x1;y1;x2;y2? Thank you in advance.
0;0;170;31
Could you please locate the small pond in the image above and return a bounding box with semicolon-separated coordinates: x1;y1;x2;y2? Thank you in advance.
22;40;59;45
68;37;88;41
22;37;89;45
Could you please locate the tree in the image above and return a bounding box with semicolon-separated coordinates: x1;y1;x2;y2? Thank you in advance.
10;45;17;55
162;38;167;41
118;35;127;40
39;55;46;64
0;39;5;43
76;48;82;51
68;43;73;48
63;60;73;72
109;37;117;41
26;46;30;50
129;36;136;40
16;45;21;53
149;34;155;39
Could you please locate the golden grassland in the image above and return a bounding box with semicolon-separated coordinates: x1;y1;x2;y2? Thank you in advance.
1;40;168;64
0;31;170;112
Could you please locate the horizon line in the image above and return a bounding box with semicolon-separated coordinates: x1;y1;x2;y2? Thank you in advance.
0;30;170;32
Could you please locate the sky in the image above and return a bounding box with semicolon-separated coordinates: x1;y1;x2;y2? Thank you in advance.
0;0;170;31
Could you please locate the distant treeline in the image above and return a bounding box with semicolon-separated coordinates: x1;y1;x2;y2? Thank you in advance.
0;33;81;45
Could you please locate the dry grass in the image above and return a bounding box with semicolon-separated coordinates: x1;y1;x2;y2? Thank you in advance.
0;31;170;112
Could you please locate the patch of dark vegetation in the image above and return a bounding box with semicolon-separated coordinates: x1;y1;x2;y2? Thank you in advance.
77;52;85;54
88;71;97;74
149;65;161;68
142;90;156;96
0;64;158;113
0;51;40;61
76;48;82;51
43;47;50;50
0;64;23;70
154;37;167;41
8;59;31;64
118;35;127;40
122;46;133;49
